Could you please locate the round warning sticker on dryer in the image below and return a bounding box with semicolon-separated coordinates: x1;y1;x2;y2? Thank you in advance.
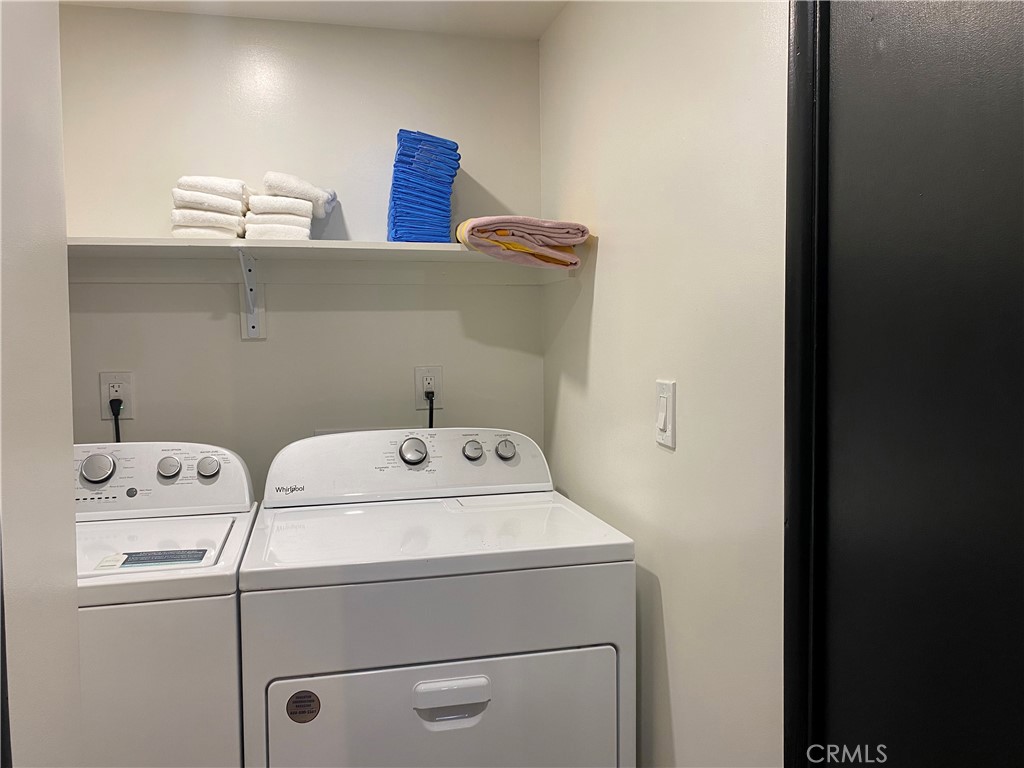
286;690;320;723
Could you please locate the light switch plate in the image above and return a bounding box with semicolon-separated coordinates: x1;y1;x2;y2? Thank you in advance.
655;379;676;449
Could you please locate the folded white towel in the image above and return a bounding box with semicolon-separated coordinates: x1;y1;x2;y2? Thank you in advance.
263;171;337;219
245;211;312;229
245;224;310;240
171;226;240;239
172;188;247;217
171;209;245;235
248;194;314;218
177;175;251;202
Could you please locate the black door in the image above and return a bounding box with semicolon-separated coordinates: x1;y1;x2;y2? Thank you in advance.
786;3;1024;766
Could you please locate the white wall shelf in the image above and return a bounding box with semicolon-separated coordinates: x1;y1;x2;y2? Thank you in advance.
70;237;477;262
66;237;572;287
67;237;574;339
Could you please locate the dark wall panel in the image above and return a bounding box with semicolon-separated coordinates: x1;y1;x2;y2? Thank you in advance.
824;2;1024;765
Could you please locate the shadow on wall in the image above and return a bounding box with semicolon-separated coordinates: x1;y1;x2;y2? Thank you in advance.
452;169;515;227
310;204;350;240
72;276;542;355
542;236;596;384
636;565;676;767
265;283;542;355
540;238;596;433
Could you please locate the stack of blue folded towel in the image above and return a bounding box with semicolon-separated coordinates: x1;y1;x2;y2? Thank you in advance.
388;129;461;242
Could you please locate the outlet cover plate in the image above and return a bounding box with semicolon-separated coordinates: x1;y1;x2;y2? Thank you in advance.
100;371;134;420
414;365;443;410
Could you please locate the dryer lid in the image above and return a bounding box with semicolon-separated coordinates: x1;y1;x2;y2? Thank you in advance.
239;491;634;591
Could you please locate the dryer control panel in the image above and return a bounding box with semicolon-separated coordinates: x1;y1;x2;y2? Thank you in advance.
74;442;253;521
263;428;553;508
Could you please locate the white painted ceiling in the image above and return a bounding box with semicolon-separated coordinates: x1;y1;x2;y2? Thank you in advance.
64;1;568;40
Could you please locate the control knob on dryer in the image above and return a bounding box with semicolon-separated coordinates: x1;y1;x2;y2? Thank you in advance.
80;453;116;484
197;456;221;478
399;437;428;465
495;439;517;461
462;440;484;461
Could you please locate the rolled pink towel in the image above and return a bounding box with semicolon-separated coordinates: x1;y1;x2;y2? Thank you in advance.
456;216;588;269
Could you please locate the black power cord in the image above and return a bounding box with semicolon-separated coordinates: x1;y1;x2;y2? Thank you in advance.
109;398;123;443
425;389;435;429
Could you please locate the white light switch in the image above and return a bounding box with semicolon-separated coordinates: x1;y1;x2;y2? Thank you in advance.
655;379;676;449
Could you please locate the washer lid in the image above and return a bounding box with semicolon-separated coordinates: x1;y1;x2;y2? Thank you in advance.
76;510;255;607
239;491;634;591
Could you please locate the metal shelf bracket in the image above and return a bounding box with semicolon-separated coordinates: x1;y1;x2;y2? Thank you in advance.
237;248;266;340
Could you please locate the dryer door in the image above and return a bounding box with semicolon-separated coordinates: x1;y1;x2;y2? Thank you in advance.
267;646;617;768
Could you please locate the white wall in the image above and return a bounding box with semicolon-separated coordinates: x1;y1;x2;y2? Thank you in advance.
540;4;787;766
60;6;545;492
0;2;82;764
70;281;543;494
59;4;540;239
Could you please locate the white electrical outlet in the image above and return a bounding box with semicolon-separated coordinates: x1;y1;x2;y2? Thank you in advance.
100;372;134;420
414;365;443;410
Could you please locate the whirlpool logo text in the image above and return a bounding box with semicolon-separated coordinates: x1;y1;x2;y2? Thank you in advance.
275;485;305;495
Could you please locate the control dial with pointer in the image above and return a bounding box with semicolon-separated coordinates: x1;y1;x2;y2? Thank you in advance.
462;440;484;461
495;439;517;461
197;456;221;478
81;454;116;484
157;456;182;479
400;438;428;465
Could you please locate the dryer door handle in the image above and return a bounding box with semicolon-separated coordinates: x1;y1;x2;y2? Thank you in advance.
413;675;491;709
413;676;491;727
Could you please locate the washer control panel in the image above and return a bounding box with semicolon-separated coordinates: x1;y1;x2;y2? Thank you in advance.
264;428;552;508
74;442;253;521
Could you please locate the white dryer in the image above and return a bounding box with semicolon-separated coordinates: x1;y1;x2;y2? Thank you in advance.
240;428;635;768
74;442;256;768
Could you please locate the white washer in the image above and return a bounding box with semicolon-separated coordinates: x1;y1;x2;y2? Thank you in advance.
74;442;256;768
240;428;635;768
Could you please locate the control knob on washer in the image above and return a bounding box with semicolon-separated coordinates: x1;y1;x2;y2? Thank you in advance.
157;456;181;479
495;439;517;461
197;456;221;478
81;453;116;484
399;437;428;465
462;440;484;461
